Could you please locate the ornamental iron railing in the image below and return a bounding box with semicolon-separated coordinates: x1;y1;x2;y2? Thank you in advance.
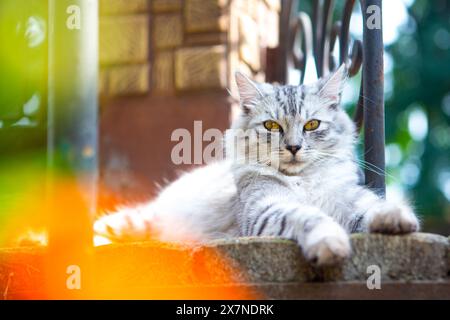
268;0;385;196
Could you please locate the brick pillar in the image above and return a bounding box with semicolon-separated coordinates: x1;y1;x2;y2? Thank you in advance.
98;0;280;201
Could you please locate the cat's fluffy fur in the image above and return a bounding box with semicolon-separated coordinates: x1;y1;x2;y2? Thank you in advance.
94;65;419;266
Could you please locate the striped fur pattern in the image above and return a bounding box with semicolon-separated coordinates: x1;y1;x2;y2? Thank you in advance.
94;65;419;266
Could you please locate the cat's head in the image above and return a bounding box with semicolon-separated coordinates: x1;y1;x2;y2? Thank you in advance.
231;65;356;175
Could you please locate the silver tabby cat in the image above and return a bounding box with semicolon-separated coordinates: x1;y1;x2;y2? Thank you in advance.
94;65;419;266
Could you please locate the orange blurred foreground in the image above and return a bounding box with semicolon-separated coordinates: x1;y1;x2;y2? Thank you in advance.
2;177;258;299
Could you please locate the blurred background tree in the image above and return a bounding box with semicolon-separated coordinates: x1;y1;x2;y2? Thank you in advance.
384;0;450;233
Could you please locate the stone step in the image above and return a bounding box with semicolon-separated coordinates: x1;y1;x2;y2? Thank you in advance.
0;233;449;299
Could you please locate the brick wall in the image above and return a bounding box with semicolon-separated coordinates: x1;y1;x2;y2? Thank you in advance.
99;0;150;96
99;0;280;97
98;0;280;199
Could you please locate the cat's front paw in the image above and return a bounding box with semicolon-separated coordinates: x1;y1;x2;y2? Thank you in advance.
367;202;419;234
303;222;351;266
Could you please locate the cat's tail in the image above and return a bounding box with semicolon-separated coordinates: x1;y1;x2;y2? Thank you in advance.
93;203;159;246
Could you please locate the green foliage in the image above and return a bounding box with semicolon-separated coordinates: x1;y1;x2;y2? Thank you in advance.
385;0;450;232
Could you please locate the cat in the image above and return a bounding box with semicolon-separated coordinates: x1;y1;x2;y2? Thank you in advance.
94;65;419;266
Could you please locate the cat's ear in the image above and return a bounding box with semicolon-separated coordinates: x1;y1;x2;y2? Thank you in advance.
235;72;266;113
318;64;348;107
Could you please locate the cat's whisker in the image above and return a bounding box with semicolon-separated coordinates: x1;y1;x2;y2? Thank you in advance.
299;149;395;180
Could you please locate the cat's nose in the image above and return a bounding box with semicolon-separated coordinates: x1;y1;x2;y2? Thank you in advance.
286;145;301;155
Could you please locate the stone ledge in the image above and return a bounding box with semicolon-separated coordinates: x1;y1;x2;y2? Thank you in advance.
246;281;450;299
0;233;449;298
196;233;449;283
6;282;450;300
448;236;450;277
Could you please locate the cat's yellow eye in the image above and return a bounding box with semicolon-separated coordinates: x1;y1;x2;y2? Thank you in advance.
263;120;281;132
304;119;321;131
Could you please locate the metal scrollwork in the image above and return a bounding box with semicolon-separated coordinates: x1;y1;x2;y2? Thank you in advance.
288;0;362;83
279;0;386;195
